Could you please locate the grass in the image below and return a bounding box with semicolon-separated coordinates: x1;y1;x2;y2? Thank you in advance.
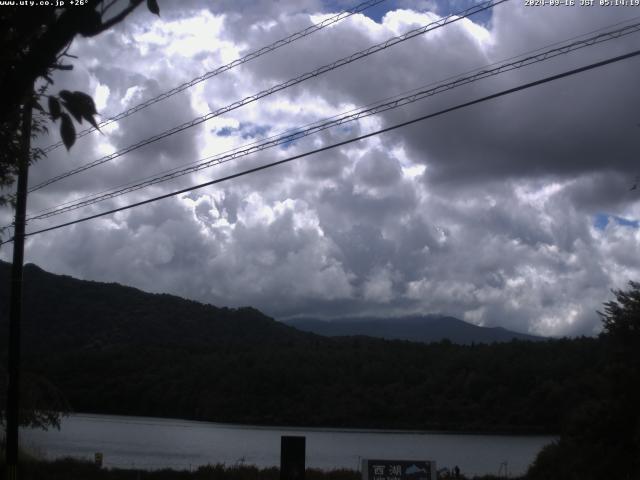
0;457;521;480
3;458;361;480
0;440;518;480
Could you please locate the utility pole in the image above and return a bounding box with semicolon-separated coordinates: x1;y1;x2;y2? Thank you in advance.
4;85;33;480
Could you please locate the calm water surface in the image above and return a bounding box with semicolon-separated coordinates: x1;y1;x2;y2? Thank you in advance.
22;414;554;477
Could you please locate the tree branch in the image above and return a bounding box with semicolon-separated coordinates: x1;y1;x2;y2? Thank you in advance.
93;0;144;34
0;0;145;123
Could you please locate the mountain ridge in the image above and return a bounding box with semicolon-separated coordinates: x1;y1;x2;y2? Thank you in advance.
2;260;543;348
0;260;311;354
284;315;544;345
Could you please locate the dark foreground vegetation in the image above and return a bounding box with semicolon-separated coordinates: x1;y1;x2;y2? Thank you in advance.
524;281;640;480
0;457;510;480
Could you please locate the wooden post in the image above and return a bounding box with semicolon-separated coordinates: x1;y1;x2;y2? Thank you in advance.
280;436;305;480
4;86;32;480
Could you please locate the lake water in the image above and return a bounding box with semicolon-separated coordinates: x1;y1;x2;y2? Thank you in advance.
21;414;554;477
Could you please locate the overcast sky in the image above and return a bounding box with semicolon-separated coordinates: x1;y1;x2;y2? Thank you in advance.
1;0;639;336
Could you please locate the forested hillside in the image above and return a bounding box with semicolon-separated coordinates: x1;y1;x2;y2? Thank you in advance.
0;261;604;433
0;262;308;354
286;316;544;344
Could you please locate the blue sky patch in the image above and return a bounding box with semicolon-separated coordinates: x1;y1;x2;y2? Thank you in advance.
280;129;306;150
216;126;235;137
216;123;271;139
594;213;639;231
240;123;270;140
321;0;493;26
320;0;389;22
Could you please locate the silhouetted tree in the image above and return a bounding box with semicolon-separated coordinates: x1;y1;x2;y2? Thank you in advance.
1;0;161;430
598;281;640;476
528;281;640;480
0;364;70;430
0;0;160;207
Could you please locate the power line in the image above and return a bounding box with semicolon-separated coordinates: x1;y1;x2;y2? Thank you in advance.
25;20;640;222
15;15;640;225
20;14;639;218
27;14;640;219
41;0;390;154
29;0;507;193
3;47;637;245
28;13;640;207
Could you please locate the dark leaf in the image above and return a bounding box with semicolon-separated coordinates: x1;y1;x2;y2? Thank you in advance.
58;90;73;103
60;90;98;124
147;0;160;15
74;91;99;130
48;97;61;120
60;113;75;150
86;114;101;132
71;91;97;116
61;101;83;123
60;90;97;124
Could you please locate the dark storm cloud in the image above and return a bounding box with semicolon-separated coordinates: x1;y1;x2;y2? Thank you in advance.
2;1;639;336
354;147;403;186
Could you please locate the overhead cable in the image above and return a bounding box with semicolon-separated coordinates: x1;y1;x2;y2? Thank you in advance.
41;0;390;153
2;47;636;245
26;21;640;221
29;0;508;193
33;14;640;219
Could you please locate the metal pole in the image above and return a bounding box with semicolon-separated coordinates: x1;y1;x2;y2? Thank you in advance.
4;86;32;480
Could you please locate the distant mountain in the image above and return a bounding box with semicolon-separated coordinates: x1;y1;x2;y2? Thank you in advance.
285;315;544;344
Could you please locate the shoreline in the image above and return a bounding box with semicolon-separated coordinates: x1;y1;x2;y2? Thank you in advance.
64;412;558;437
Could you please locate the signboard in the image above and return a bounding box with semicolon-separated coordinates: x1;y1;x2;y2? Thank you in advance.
362;459;436;480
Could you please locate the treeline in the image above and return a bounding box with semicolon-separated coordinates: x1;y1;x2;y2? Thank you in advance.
21;336;601;433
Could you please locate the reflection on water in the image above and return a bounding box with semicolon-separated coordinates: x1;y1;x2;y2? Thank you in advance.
22;414;554;476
